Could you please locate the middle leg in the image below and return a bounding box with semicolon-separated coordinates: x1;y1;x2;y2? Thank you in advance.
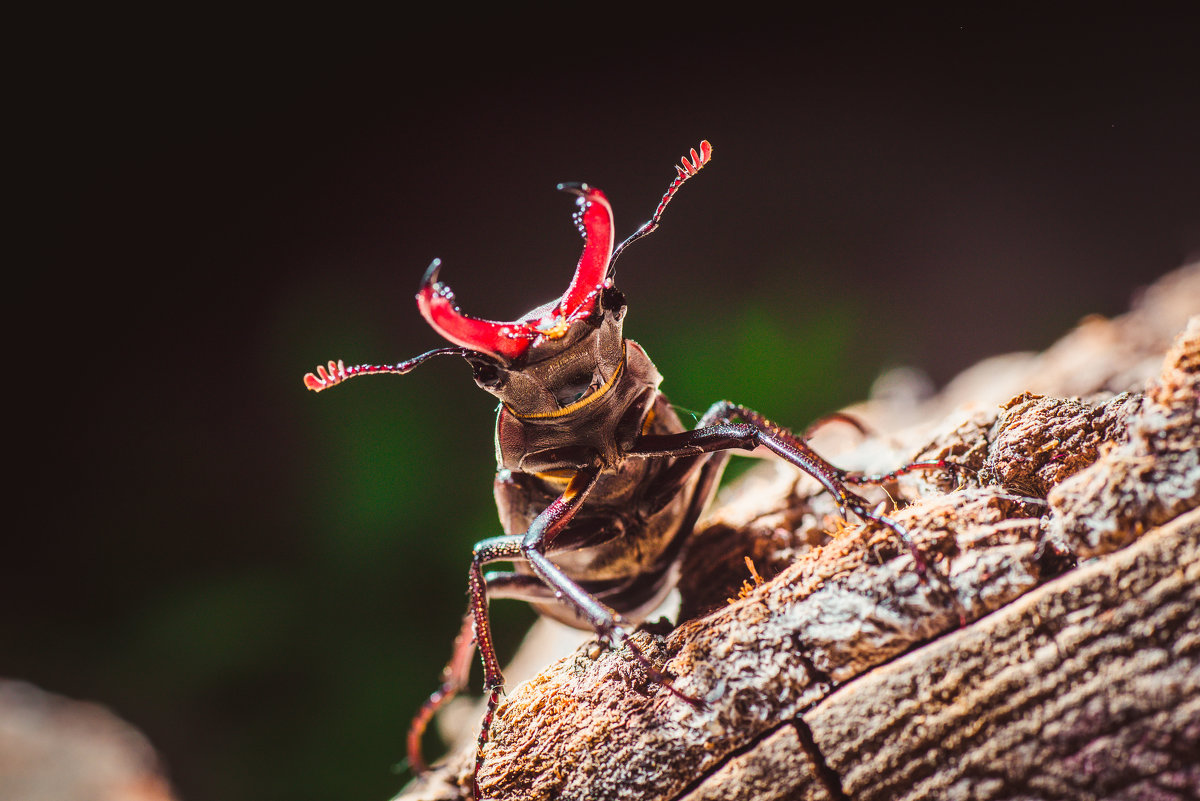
631;400;946;574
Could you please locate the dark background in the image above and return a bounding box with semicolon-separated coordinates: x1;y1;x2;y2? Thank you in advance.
9;9;1199;801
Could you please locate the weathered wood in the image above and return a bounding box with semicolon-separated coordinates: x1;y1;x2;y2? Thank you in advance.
399;264;1199;801
688;508;1199;801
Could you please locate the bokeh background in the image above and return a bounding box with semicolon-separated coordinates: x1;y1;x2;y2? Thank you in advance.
9;9;1199;801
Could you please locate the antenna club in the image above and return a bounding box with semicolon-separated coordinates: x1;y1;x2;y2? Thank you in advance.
608;139;714;268
681;140;713;176
303;360;347;392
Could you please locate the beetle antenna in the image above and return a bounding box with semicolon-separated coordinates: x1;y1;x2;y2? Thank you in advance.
609;140;713;269
303;347;478;392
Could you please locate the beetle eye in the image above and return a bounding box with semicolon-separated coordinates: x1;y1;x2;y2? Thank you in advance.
471;361;505;390
554;372;600;405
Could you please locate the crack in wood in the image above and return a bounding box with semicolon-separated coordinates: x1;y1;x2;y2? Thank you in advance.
791;715;848;801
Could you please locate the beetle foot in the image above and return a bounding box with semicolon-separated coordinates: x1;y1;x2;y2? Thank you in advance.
620;632;706;710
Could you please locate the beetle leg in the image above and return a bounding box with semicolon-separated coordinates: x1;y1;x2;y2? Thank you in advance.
514;468;695;694
794;409;954;486
406;571;559;776
841;459;953;486
404;535;526;787
418;465;708;797
406;468;605;793
407;608;477;775
704;405;949;486
482;571;562;600
519;466;704;697
426;468;608;799
631;401;940;575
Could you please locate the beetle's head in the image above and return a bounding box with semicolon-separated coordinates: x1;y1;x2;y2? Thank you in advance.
304;141;712;417
411;183;630;416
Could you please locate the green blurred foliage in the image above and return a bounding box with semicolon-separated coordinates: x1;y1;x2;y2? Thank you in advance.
635;300;860;426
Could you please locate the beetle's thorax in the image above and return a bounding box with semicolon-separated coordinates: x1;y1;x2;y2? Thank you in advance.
492;316;664;472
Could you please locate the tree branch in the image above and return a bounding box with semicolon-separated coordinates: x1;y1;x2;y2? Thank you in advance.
400;264;1200;801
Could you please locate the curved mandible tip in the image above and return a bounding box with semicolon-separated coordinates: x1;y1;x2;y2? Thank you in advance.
555;184;615;322
415;259;533;362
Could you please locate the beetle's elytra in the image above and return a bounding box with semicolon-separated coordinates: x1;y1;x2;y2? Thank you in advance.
304;141;945;799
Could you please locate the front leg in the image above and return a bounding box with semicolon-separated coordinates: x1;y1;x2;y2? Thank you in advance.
411;467;605;799
516;469;702;701
630;400;945;574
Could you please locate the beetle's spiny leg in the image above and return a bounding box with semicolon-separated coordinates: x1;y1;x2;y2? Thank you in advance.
410;569;571;779
845;500;928;575
713;403;948;574
472;688;502;801
618;634;706;709
738;405;952;491
458;469;603;799
630;402;939;575
406;535;525;795
753;434;934;575
407;534;524;795
517;468;705;707
467;538;526;694
841;458;952;486
407;610;477;775
465;538;523;801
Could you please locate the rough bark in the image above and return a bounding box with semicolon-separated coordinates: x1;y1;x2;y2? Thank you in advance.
400;263;1200;801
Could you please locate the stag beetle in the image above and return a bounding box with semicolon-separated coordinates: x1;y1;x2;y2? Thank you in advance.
304;141;945;798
